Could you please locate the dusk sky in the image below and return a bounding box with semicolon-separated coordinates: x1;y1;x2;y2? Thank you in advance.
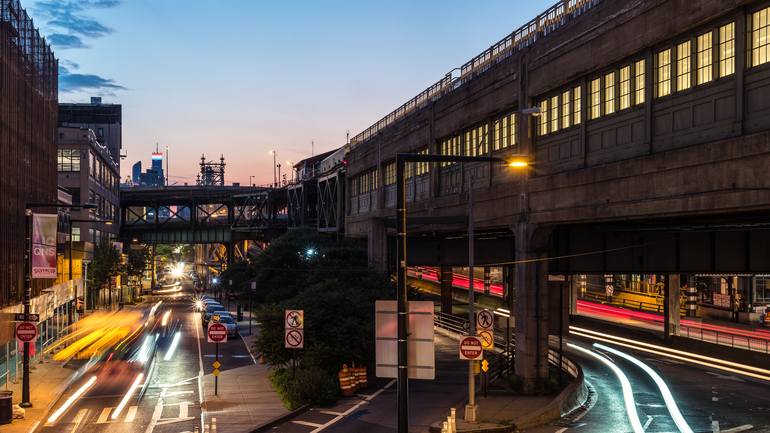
30;0;553;186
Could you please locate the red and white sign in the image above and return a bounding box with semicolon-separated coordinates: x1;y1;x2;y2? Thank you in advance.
285;329;304;348
207;322;227;343
15;322;38;343
285;310;304;329
459;336;483;360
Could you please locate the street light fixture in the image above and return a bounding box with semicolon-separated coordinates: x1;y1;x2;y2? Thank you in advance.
269;150;277;188
20;202;97;408
394;154;528;431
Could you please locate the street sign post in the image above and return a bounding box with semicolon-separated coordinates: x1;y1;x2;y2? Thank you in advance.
476;309;494;350
284;309;304;349
459;336;483;360
207;322;227;396
14;313;39;322
15;322;38;343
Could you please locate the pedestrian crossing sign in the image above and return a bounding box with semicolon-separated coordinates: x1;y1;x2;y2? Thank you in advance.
212;360;221;369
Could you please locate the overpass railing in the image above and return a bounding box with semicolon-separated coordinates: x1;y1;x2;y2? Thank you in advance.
680;325;770;354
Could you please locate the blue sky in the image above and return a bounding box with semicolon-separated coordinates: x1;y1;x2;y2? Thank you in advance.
30;0;553;185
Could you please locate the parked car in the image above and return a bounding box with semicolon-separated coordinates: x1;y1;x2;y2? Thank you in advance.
202;303;228;325
217;314;238;337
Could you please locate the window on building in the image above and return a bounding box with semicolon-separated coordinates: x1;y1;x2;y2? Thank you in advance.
719;22;735;77
464;124;488;156
656;48;672;97
619;66;631;110
550;95;559;132
590;78;601;119
416;148;430;175
696;32;713;85
384;162;395;185
493;112;516;151
71;227;80;242
440;135;461;166
57;149;81;172
538;99;549;136
676;41;692;91
90;152;97;177
573;86;582;124
751;7;770;67
634;59;646;105
604;72;615;115
561;90;571;128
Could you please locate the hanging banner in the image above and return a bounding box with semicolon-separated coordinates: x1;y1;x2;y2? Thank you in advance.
32;213;58;279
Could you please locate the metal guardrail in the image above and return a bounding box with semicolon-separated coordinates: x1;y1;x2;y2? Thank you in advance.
350;0;603;148
680;325;770;354
580;291;686;316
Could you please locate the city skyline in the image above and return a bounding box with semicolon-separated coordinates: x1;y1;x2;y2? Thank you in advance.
31;0;552;185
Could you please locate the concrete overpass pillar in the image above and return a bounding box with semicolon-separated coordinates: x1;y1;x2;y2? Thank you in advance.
368;219;388;272
568;275;578;315
514;222;550;392
440;266;453;314
664;274;681;341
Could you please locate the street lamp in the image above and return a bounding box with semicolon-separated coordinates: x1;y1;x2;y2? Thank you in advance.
20;202;96;408
269;150;277;188
249;175;255;186
394;154;527;430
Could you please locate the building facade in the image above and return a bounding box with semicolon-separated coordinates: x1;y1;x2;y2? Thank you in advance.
0;0;58;307
59;97;122;163
57;127;120;250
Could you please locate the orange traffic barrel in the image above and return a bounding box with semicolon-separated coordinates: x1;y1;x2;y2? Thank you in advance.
339;365;355;396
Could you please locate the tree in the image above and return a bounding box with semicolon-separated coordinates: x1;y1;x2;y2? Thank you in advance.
88;243;121;308
126;248;149;279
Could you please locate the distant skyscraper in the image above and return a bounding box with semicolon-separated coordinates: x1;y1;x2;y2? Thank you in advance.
151;152;165;185
132;161;142;186
131;151;166;187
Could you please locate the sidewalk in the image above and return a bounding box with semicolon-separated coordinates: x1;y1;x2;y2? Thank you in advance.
200;313;289;433
4;355;78;433
429;393;554;433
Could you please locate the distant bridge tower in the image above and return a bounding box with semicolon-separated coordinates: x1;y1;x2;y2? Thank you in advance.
198;154;226;186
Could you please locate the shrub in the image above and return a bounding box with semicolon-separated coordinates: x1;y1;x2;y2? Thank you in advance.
269;366;339;409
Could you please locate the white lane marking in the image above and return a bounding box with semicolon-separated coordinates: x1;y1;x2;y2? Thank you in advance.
96;407;112;424
643;415;654;430
27;421;40;433
712;420;720;433
180;401;188;419
125;406;138;423
194;310;205;431
721;426;754;433
143;393;164;433
318;410;344;416
68;409;88;433
293;420;325;427
308;379;396;433
705;372;746;383
712;397;719;402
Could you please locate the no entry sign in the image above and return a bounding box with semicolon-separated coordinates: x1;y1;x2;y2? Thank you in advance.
459;336;483;360
15;322;38;343
207;322;227;343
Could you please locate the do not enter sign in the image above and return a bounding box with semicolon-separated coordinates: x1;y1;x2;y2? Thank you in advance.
207;322;227;343
15;322;37;343
459;336;483;360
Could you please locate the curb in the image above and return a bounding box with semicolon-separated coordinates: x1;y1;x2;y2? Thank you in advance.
249;404;310;433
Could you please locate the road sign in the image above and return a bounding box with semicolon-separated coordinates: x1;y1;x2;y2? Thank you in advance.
481;359;489;373
15;322;38;343
285;329;304;349
212;369;220;377
459;336;483;360
13;313;39;322
478;329;494;350
476;310;494;330
212;314;221;323
212;360;221;369
207;322;227;343
285;310;304;329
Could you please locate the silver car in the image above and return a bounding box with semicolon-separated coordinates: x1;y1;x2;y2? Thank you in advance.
217;314;238;337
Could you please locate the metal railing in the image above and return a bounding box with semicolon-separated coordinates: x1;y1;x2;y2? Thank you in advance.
680;325;770;354
580;291;687;316
350;0;603;148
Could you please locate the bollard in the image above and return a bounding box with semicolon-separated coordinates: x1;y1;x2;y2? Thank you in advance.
442;421;448;433
447;416;453;433
450;407;457;432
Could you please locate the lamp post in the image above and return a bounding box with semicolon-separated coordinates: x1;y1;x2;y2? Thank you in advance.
277;163;282;187
269;150;277;188
249;175;255;187
394;154;527;431
21;202;96;408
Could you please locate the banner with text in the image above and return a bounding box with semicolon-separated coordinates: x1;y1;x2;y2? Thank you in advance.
32;213;58;279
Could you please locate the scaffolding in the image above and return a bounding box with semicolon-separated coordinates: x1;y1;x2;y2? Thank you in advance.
197;154;226;186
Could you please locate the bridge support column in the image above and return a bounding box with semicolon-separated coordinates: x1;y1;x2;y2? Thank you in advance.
514;222;550;392
368;219;388;272
568;275;578;316
440;266;453;314
664;274;681;341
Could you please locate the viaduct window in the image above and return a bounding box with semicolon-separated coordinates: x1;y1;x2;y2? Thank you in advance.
676;41;691;91
440;135;461;166
656;48;672;98
719;22;735;77
696;31;713;85
634;60;645;105
604;72;616;115
384;162;395;185
493;112;516;151
751;6;770;67
465;124;489;157
416;148;430;175
562;91;571;128
550;95;559;132
619;66;631;110
573;86;582;124
538;99;549;136
57;149;81;172
589;78;601;119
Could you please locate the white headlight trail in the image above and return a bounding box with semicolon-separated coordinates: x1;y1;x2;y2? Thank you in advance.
594;343;694;433
567;343;644;433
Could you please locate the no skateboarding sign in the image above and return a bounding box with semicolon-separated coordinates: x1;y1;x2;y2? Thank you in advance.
285;309;304;349
476;309;494;350
459;336;483;360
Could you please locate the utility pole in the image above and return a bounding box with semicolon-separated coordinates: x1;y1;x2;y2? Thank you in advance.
465;173;477;422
